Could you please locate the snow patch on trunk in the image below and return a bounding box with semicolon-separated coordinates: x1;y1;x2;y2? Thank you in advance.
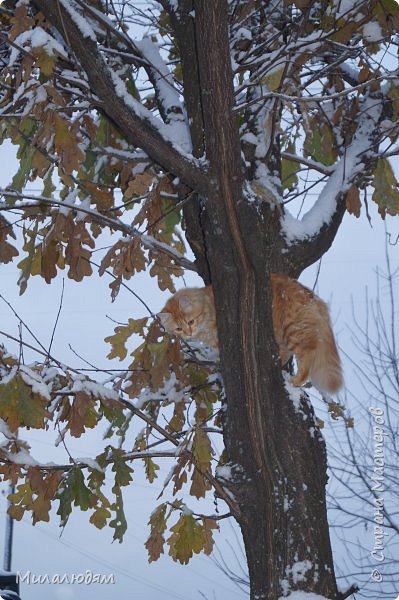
278;593;332;600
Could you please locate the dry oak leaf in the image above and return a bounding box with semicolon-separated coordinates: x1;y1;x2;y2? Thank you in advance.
190;429;213;499
167;513;206;565
145;503;167;562
80;180;114;210
100;237;146;280
202;518;218;555
33;46;56;77
167;400;186;433
28;467;62;501
0;462;21;487
124;172;154;198
0;216;19;264
346;184;361;218
105;317;148;361
133;176;176;234
7;482;34;522
65;220;95;281
171;454;189;496
372;158;399;217
53;113;85;174
41;237;60;283
9;5;34;40
190;468;211;500
0;371;51;432
66;391;98;438
41;213;70;283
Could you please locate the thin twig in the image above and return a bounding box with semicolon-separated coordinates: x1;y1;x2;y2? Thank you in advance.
0;293;49;356
47;279;65;362
0;329;81;375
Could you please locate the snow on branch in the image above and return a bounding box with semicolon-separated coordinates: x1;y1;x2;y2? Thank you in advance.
8;26;68;67
281;94;383;244
62;1;190;152
32;0;209;195
277;594;335;600
109;70;192;156
59;1;191;154
280;152;334;176
58;0;97;41
136;37;191;152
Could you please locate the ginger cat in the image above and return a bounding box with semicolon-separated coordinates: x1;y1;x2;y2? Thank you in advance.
158;273;343;393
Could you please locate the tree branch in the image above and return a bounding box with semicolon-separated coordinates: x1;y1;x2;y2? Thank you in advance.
161;0;211;281
283;195;347;278
0;192;197;273
282;91;385;274
31;0;210;195
281;152;334;176
0;450;180;472
163;0;205;157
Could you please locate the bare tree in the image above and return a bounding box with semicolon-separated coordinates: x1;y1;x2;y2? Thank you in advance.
327;237;399;598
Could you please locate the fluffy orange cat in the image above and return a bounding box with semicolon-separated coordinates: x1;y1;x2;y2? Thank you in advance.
158;273;343;393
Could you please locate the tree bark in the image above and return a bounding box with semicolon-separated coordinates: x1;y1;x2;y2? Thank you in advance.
283;196;347;278
166;0;211;282
188;2;339;598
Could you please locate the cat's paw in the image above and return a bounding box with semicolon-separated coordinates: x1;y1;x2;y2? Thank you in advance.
289;375;310;388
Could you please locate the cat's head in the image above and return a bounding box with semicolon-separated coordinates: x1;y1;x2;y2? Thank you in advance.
158;291;203;341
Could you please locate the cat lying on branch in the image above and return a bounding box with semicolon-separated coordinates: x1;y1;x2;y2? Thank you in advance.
158;273;343;394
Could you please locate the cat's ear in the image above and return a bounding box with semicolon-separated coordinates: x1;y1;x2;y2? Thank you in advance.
178;295;193;311
157;312;171;327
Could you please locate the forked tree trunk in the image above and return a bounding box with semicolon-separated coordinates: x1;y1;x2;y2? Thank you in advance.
183;3;339;599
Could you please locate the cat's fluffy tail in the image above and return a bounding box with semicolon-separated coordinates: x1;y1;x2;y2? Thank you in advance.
310;334;343;394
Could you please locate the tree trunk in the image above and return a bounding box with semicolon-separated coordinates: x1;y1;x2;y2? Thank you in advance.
186;2;339;598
